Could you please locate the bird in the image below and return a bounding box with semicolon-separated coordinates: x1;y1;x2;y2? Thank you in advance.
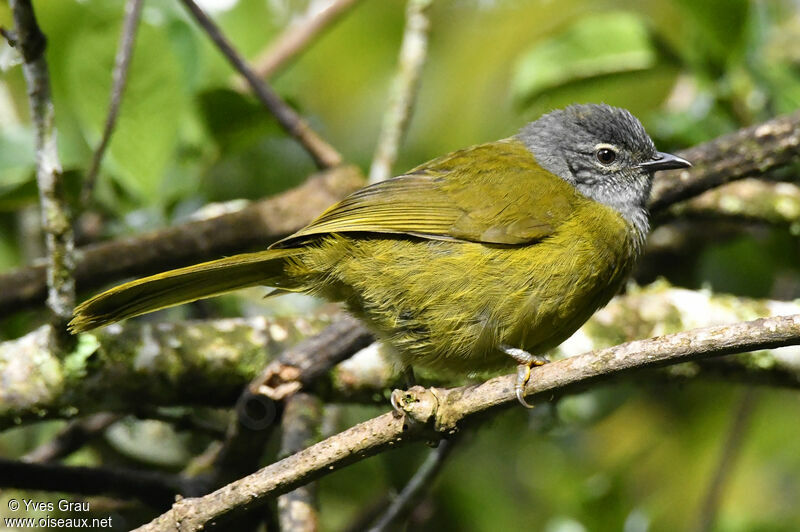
69;103;691;407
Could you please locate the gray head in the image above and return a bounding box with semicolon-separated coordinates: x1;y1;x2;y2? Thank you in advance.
516;104;690;245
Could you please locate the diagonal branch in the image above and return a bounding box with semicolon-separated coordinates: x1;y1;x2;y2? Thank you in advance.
134;313;800;531
81;0;144;207
650;110;800;212
178;0;342;169
248;0;363;82
367;437;456;531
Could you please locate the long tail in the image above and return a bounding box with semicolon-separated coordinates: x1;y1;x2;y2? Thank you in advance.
69;248;301;333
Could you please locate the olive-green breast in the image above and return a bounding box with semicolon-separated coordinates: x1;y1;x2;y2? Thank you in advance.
278;138;642;374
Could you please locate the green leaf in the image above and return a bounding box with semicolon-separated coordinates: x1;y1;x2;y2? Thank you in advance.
64;19;187;204
512;12;657;102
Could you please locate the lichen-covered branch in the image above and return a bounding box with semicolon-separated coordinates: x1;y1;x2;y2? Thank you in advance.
9;0;75;337
369;0;433;184
0;315;333;430
0;165;363;315
650;110;800;212
134;313;800;531
178;0;342;169
668;178;800;228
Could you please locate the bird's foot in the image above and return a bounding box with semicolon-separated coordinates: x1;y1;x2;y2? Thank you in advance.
500;344;549;409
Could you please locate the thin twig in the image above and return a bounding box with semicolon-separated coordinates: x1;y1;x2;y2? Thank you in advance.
278;393;323;532
22;413;120;463
246;0;362;82
135;313;800;531
178;0;342;169
695;388;759;532
369;0;433;183
80;0;144;207
368;437;456;531
10;0;75;342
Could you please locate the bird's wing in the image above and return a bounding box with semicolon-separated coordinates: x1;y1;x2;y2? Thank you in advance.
272;139;578;248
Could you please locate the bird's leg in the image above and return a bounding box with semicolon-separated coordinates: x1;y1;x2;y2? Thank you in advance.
391;365;418;414
500;344;550;409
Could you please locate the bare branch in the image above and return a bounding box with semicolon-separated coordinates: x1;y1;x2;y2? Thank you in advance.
9;0;75;340
81;0;144;207
0;457;192;509
369;0;433;184
0;165;364;316
178;0;342;169
650;110;800;212
134;313;800;531
247;0;362;82
253;314;374;400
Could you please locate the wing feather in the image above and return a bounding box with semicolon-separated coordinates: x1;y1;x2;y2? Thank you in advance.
273;139;578;248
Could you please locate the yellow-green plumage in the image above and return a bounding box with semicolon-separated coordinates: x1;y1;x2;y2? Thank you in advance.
69;137;641;375
72;97;698;394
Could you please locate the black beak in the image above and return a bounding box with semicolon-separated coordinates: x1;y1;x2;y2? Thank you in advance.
638;151;691;171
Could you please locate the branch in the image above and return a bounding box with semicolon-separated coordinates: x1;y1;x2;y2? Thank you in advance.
367;437;455;531
22;413;120;463
369;0;433;184
9;0;75;339
0;457;191;509
253;314;374;400
246;0;362;82
0;315;332;430
0;165;363;315
650;110;800;212
330;283;800;399
134;313;800;531
81;0;144;207
4;282;799;428
178;0;342;169
669;178;800;227
204;318;369;485
278;393;323;532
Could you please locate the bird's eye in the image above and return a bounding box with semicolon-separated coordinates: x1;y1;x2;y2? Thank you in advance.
595;147;617;165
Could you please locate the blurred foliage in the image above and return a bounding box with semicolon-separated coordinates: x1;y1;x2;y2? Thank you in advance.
1;0;800;530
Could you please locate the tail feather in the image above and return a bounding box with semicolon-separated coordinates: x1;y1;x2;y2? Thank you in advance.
69;249;300;332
